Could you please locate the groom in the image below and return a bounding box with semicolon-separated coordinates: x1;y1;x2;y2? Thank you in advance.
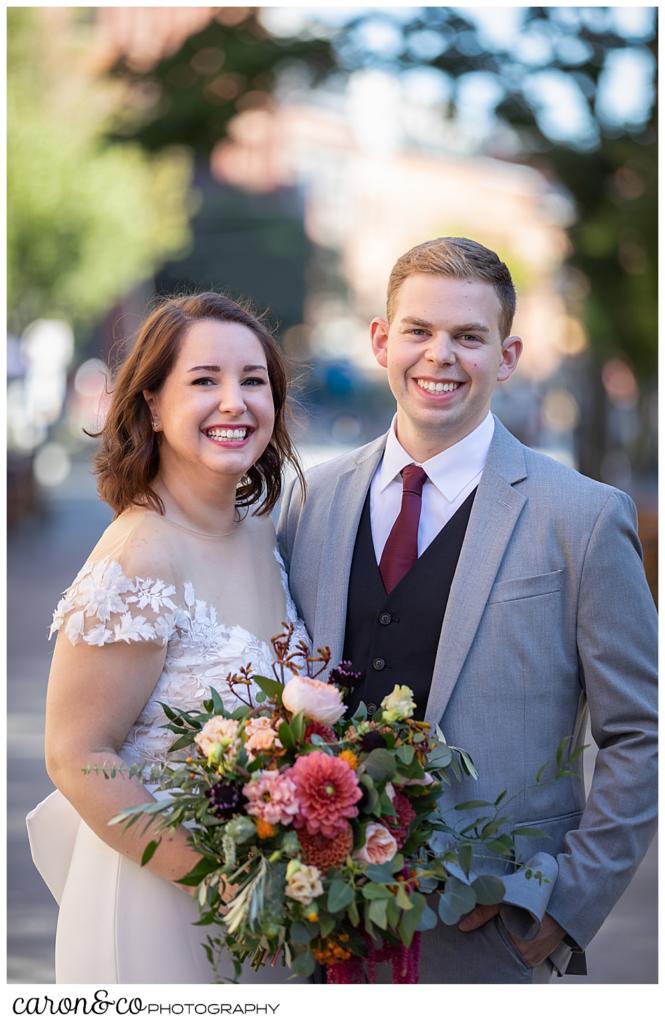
277;237;657;983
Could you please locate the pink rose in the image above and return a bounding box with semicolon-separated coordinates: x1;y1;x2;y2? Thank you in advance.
244;716;283;755
355;823;398;865
282;675;346;726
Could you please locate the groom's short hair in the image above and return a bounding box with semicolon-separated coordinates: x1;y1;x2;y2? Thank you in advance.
387;237;517;339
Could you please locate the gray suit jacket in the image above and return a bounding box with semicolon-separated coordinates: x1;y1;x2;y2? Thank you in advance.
277;417;656;972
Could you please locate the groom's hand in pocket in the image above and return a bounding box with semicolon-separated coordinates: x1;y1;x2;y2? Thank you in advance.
458;907;566;967
457;904;500;932
507;914;566;967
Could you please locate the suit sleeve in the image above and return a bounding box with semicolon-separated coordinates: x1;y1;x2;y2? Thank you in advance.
542;490;657;947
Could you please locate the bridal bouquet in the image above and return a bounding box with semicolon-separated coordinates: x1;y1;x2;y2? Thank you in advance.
111;627;552;983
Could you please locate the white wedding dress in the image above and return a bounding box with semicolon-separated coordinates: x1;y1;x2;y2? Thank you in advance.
27;506;310;984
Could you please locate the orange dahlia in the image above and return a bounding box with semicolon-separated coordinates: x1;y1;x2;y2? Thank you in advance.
297;821;353;869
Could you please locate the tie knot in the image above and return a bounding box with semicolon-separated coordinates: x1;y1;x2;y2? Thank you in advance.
401;464;427;495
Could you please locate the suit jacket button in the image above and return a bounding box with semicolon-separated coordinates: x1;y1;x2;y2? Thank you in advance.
372;657;386;671
367;703;378;715
378;612;392;625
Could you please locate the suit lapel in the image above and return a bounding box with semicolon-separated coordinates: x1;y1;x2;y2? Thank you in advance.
312;436;387;665
424;420;528;725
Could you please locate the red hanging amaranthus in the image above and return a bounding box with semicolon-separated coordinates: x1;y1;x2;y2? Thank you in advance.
326;933;421;985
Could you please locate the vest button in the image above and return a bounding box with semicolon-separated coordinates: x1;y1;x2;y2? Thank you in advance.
372;657;386;671
367;703;378;715
378;612;392;626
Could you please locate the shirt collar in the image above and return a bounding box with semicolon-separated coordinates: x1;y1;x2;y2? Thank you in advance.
377;411;495;502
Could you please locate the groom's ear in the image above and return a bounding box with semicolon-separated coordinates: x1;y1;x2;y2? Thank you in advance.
370;317;390;368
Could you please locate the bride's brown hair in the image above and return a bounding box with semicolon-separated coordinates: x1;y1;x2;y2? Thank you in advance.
94;292;305;517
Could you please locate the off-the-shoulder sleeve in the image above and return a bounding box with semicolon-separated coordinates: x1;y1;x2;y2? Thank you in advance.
49;557;179;647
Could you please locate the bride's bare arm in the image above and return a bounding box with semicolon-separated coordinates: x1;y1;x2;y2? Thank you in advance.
44;634;201;889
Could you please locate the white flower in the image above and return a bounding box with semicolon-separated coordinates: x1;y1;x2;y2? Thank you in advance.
284;862;323;905
195;716;241;761
282;675;346;725
380;685;416;723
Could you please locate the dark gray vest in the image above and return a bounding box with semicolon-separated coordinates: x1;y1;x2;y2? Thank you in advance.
343;488;476;718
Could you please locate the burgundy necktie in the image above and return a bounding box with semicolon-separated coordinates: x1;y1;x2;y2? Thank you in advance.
379;464;428;594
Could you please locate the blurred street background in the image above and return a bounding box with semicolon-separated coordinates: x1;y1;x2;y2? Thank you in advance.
7;6;657;984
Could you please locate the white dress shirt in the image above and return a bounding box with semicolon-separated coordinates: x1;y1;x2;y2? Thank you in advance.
369;412;495;563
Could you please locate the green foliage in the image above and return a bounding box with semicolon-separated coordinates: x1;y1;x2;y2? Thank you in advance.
472;875;505;906
327;880;354;914
252;676;285;702
7;8;192;335
438;877;477;925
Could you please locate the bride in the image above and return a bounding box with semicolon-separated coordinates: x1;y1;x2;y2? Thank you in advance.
27;292;310;984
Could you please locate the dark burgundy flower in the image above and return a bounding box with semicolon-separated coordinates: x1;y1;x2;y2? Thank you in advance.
361;730;388;752
205;781;246;820
328;661;364;693
304;721;337;745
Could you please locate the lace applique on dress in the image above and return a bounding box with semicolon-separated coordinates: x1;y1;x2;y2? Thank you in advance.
49;559;178;647
49;553;311;765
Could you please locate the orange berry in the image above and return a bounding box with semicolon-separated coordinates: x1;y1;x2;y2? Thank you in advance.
255;819;276;840
339;750;358;771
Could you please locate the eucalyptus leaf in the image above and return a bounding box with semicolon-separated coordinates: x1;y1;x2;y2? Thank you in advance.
363;860;401;884
427;743;452;769
362;882;391;901
395;885;413;911
291;950;316;977
362;747;396;783
438;878;476;925
354;702;368;721
327;880;354;913
472;875;505;905
289;922;311;946
416;904;438;931
368;898;388;929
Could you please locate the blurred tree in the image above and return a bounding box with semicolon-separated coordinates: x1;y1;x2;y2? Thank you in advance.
107;8;335;154
7;8;192;338
104;7;656;478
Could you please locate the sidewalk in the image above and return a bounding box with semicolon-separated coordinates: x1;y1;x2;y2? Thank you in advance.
6;458;657;983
